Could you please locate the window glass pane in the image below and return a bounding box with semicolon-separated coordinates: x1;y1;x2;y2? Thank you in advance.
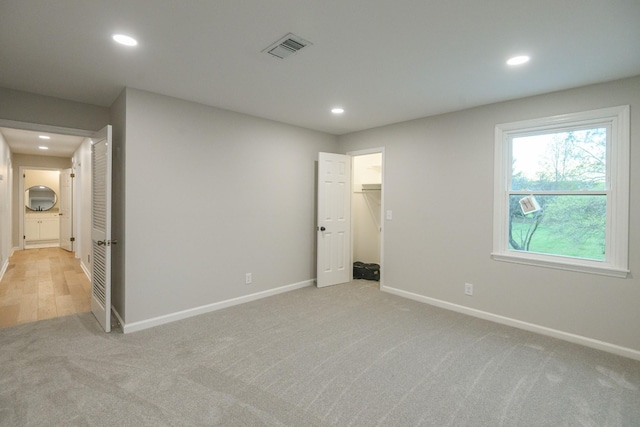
511;128;607;191
508;194;605;260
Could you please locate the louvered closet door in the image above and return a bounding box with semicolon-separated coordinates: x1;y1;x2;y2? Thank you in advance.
91;125;113;332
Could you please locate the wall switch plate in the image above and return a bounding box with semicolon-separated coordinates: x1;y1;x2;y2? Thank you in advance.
465;283;473;296
245;273;252;284
386;210;393;220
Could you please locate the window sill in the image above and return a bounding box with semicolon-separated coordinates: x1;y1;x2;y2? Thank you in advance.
491;252;629;278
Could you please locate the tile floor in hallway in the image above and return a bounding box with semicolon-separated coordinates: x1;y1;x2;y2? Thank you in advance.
0;247;90;328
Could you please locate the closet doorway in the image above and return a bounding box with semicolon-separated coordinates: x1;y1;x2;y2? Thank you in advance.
351;150;383;286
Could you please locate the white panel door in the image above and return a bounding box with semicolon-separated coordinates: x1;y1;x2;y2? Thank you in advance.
59;168;73;251
91;125;112;332
317;152;351;288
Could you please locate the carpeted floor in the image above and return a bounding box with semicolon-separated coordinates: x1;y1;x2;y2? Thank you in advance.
1;281;639;426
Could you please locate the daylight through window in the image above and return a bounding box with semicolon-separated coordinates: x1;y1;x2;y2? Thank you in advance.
492;106;629;277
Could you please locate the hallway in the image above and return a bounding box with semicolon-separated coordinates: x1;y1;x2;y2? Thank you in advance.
0;248;90;328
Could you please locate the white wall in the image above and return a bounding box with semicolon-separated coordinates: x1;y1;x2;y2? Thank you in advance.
338;75;640;354
109;90;126;319
121;88;338;324
3;79;637;356
0;87;109;131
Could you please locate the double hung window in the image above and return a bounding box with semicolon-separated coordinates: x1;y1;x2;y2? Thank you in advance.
492;106;629;277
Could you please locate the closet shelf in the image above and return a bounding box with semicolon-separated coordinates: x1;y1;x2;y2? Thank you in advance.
361;183;381;191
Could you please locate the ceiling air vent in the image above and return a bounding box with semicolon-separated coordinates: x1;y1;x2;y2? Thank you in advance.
263;33;312;59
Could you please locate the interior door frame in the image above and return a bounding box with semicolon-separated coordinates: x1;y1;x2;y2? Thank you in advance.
19;166;63;250
0;119;93;252
59;167;74;251
347;147;385;287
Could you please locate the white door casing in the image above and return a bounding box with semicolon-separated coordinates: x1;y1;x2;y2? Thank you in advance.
348;147;385;285
317;152;351;287
59;168;73;251
91;125;112;332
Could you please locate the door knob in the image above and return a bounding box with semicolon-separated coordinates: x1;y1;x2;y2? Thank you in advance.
97;240;117;246
320;226;326;231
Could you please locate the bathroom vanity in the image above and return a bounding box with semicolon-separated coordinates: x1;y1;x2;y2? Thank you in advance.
25;212;60;244
24;185;60;248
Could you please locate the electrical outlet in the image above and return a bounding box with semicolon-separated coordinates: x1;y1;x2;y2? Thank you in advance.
245;273;252;285
465;283;473;296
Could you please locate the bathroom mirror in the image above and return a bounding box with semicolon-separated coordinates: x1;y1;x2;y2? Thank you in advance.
25;186;57;211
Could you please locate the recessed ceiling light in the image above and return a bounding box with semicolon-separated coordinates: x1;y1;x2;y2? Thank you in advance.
112;34;138;47
38;146;49;150
38;135;50;140
506;55;530;66
331;108;345;114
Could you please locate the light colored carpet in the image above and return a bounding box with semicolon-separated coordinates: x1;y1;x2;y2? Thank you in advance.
1;281;638;426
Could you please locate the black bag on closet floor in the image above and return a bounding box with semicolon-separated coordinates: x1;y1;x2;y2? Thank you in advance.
353;262;380;281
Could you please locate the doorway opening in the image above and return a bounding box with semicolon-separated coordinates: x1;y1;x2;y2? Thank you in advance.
22;167;62;249
0;122;93;327
316;149;385;288
350;149;384;287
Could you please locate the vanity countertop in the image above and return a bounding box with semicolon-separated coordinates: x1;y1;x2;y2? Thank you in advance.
25;212;59;217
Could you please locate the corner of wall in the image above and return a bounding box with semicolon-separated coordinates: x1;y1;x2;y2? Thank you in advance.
109;89;127;323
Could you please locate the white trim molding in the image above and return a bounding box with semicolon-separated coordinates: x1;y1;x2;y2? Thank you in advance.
347;147;386;287
112;306;125;331
80;261;91;281
0;259;8;283
1;248;19;282
492;105;630;277
121;279;314;334
0;119;95;138
382;285;640;362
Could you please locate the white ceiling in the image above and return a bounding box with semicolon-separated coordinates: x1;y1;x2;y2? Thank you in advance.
1;0;639;154
0;127;85;158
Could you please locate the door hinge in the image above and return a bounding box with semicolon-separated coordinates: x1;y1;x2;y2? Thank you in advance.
70;237;75;242
70;173;75;178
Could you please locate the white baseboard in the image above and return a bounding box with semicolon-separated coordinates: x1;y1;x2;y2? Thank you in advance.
80;261;91;281
382;285;640;362
0;248;17;282
24;242;60;249
0;258;8;283
112;306;125;331
122;279;315;334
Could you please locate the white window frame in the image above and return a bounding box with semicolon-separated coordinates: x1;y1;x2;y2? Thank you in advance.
492;105;630;278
